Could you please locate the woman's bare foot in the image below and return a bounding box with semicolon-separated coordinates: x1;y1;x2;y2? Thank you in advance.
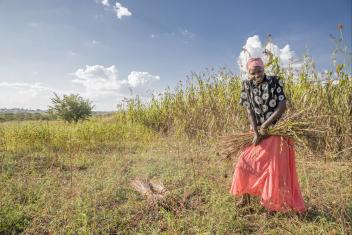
236;194;250;207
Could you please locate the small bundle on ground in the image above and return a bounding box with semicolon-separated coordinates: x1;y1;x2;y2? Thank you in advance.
131;178;167;202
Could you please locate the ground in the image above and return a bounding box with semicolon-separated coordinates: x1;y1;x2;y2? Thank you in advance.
1;135;351;234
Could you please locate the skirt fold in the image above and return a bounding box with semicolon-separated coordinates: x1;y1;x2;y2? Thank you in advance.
230;136;305;212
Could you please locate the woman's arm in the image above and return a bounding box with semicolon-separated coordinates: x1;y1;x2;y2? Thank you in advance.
261;100;287;130
261;77;287;130
239;80;262;145
246;107;262;145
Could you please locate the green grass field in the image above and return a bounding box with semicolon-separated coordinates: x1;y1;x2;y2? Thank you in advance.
0;117;351;234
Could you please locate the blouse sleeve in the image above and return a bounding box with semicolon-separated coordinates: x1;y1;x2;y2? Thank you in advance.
239;81;250;108
274;78;286;102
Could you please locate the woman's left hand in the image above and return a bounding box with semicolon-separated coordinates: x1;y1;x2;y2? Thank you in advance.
259;127;268;136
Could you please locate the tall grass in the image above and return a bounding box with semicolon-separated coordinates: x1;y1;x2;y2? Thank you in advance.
121;45;351;159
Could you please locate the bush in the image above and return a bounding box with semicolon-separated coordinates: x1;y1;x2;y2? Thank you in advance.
48;93;94;123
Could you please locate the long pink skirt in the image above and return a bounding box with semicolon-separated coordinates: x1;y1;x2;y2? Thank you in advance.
230;135;305;212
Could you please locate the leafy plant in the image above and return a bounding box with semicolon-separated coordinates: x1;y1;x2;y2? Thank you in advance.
48;93;94;123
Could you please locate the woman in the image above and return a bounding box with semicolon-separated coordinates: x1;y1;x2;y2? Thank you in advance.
230;57;305;212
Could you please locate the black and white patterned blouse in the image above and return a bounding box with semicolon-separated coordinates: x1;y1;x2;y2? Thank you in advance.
239;75;286;126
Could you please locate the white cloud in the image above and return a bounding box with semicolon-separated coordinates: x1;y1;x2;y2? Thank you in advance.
150;29;196;43
0;82;53;93
73;65;125;97
0;82;61;110
237;35;264;72
113;2;132;19
237;35;301;74
128;71;160;88
279;45;295;66
126;71;160;97
100;0;110;7
97;1;131;20
0;65;161;111
72;65;160;108
264;42;280;58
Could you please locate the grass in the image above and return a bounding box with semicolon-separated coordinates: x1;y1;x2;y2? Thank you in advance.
0;117;156;154
1;130;351;234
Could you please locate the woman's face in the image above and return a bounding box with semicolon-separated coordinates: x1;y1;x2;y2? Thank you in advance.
248;66;264;83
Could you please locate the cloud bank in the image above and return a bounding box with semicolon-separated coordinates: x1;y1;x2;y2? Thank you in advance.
0;82;61;110
72;65;160;110
237;35;302;75
0;65;160;111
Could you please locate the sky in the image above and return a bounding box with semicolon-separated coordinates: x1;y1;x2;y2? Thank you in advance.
0;0;351;111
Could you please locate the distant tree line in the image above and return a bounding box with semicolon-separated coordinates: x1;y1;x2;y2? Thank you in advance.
0;93;106;123
0;112;56;122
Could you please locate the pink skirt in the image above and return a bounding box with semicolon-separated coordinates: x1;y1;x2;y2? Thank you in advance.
230;135;305;212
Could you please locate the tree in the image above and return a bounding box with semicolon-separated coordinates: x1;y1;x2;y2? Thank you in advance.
48;93;94;123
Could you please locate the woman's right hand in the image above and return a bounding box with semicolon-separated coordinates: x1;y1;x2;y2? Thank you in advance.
252;132;262;146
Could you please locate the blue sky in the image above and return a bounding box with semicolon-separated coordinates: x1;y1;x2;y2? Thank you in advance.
0;0;351;110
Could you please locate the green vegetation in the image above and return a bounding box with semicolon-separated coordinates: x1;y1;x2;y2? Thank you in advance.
0;110;54;122
0;126;350;234
122;66;351;159
48;93;94;123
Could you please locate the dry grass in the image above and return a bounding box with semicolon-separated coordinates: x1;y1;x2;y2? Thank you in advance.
218;108;330;160
122;67;352;160
1;132;351;234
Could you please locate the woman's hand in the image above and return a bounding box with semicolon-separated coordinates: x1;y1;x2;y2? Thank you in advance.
259;126;268;136
252;132;262;146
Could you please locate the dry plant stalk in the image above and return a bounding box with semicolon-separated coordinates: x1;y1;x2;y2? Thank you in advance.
218;109;329;160
131;178;167;201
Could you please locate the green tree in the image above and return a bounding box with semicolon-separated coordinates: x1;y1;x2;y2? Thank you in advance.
48;93;94;123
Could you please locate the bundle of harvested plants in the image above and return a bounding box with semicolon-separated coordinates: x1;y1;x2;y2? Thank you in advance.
218;109;328;160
